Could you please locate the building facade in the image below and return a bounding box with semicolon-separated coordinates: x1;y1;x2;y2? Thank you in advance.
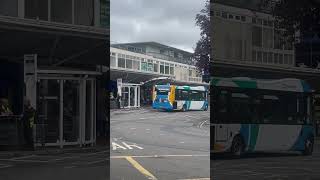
112;42;194;65
211;0;320;136
212;0;295;67
0;0;109;148
110;42;206;109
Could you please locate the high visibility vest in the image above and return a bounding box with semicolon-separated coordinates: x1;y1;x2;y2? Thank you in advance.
29;112;35;128
0;105;11;114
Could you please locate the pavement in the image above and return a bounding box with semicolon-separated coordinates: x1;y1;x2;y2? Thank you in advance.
0;139;108;180
0;145;108;159
0;147;108;180
110;107;210;180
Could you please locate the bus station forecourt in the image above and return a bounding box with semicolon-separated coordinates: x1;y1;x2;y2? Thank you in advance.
110;83;210;180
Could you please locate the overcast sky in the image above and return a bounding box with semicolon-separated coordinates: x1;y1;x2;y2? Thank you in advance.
110;0;206;53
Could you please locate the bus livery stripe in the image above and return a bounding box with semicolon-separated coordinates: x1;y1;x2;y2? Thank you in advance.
234;80;257;89
248;124;259;151
169;86;175;104
240;124;250;149
290;125;314;151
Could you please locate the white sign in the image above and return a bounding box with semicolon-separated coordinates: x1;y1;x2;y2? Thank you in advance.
24;54;37;109
24;54;37;76
117;78;122;96
117;78;122;87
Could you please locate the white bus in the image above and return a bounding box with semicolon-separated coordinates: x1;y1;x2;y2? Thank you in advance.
152;84;209;111
212;77;315;156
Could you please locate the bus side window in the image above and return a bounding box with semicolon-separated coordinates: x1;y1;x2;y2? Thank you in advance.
297;94;308;125
217;90;229;123
175;89;180;100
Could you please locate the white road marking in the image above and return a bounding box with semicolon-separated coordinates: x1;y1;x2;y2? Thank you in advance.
263;174;289;179
122;142;144;150
0;159;48;163
178;178;210;180
179;142;185;144
112;142;127;150
11;155;35;160
111;154;209;159
140;118;146;120
87;159;107;165
112;141;143;150
64;166;76;169
199;120;208;128
0;164;13;169
146;129;150;131
54;156;79;161
130;128;136;130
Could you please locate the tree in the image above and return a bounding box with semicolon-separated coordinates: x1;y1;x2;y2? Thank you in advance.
271;0;320;43
194;0;210;81
266;0;320;67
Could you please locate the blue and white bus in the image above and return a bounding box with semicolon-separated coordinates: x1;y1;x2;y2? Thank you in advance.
212;77;315;156
152;84;208;111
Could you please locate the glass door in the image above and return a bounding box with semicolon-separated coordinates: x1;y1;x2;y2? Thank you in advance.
37;76;96;147
122;87;129;108
130;87;135;107
85;80;95;143
38;79;60;144
63;80;80;144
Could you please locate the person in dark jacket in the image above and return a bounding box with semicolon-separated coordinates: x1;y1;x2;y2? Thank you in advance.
23;99;35;150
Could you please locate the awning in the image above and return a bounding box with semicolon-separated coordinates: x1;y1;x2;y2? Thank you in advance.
0;17;109;66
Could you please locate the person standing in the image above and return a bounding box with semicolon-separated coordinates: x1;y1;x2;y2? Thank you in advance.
23;99;35;150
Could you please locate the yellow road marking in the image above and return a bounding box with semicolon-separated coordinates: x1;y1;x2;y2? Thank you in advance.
125;156;157;180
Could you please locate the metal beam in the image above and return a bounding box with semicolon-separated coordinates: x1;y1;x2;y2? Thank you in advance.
52;41;105;66
49;35;61;64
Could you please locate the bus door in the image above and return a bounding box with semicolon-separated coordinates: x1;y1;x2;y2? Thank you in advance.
189;90;206;110
213;88;229;142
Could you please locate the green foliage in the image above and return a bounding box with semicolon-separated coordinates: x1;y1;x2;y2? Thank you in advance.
272;0;320;42
194;0;210;78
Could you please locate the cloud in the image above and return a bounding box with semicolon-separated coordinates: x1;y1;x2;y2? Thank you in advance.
111;0;206;53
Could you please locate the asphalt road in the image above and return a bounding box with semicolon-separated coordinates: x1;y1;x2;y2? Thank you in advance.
110;107;210;180
212;144;320;180
0;149;108;180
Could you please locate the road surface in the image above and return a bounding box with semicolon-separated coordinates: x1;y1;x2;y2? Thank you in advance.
110;107;210;180
212;143;320;179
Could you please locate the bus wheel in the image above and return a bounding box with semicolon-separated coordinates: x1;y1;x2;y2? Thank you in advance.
302;137;314;156
182;105;187;112
231;136;245;157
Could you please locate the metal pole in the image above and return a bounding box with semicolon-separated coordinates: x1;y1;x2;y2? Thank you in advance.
311;38;313;68
59;80;63;148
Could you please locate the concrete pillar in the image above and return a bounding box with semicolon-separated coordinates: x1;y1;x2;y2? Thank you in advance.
18;0;24;18
24;54;37;109
94;0;100;27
